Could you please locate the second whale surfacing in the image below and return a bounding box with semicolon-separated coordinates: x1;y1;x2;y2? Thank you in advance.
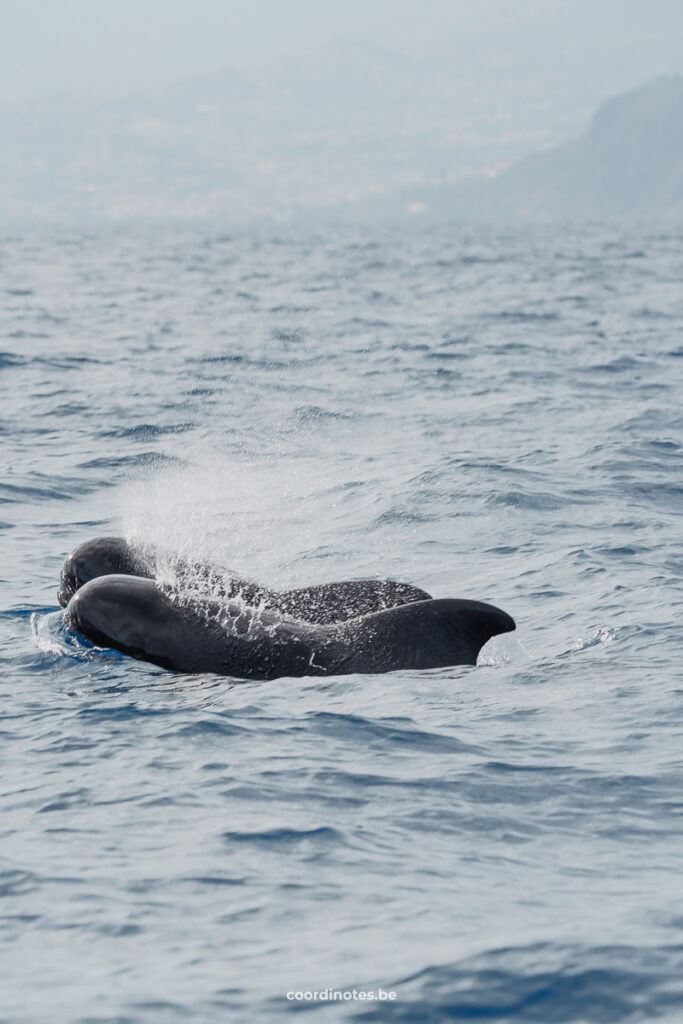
57;536;432;624
63;574;516;680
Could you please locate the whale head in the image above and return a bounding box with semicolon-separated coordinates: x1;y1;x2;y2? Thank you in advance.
58;537;152;608
63;574;183;669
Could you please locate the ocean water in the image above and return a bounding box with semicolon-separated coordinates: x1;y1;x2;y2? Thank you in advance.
1;221;682;1023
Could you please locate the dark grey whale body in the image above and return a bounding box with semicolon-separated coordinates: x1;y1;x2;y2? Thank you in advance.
58;536;431;624
64;574;516;680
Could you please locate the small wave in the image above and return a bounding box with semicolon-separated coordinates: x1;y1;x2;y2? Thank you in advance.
166;718;248;739
36;353;104;369
485;310;560;322
567;626;617;653
486;490;574;511
76;704;171;721
78;452;182;471
98;422;195;439
268;304;311;314
635;306;676;319
0;350;26;368
272;327;307;343
0;481;77;503
307;712;481;755
589;355;647;373
6;330;50;339
0;869;39;898
382;942;683;1022
425;349;468;361
343;317;391;329
294;405;354;425
595;544;650;558
371;506;432;528
222;826;342;847
199;353;244;364
30;610;123;662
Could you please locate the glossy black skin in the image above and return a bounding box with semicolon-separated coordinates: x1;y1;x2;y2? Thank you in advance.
58;536;236;608
58;536;432;624
63;574;516;680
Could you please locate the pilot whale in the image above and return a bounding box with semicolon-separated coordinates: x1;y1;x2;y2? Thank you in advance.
63;574;516;680
58;536;432;624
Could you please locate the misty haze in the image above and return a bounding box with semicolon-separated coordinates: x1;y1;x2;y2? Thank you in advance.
2;0;682;223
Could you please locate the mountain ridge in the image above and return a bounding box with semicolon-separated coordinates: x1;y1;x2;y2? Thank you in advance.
372;76;683;221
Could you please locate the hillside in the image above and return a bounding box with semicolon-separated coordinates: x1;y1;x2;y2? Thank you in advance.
383;77;683;221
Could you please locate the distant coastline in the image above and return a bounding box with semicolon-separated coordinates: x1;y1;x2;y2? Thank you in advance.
363;77;683;222
3;65;682;224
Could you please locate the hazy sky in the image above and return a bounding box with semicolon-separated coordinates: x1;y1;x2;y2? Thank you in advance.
3;0;682;104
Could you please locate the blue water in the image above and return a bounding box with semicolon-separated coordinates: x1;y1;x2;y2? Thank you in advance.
2;222;683;1022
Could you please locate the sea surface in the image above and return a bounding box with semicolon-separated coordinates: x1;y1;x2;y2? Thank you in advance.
1;221;682;1023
